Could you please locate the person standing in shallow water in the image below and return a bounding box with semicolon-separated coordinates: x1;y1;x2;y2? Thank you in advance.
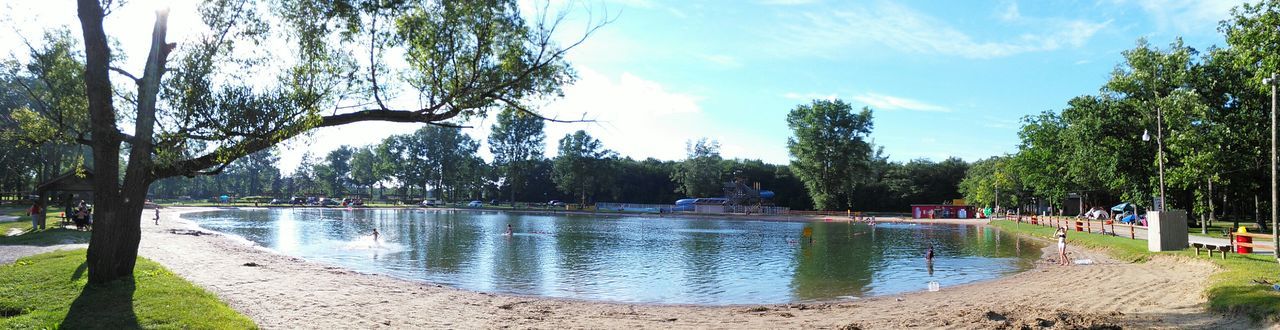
925;245;935;261
372;228;379;242
506;224;513;236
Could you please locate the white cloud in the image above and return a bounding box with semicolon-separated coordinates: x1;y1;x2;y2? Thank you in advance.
770;2;1110;59
851;92;950;112
1123;0;1245;35
999;1;1021;22
782;92;839;101
536;67;707;160
702;54;742;68
759;0;820;5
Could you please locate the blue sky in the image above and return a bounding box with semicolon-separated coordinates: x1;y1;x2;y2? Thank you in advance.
526;0;1242;165
0;0;1247;172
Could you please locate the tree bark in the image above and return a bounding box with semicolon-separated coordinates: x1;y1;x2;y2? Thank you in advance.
79;0;129;285
79;1;171;285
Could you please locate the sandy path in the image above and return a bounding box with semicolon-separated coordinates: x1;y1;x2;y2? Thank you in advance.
137;208;1253;329
0;244;86;265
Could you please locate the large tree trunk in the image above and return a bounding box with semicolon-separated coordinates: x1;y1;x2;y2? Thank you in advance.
79;0;171;284
79;0;128;285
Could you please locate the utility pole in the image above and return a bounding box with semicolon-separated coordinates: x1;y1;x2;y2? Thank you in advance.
1269;72;1277;263
1157;105;1166;212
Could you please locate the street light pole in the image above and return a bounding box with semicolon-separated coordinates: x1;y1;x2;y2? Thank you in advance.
1268;72;1277;263
1157;105;1166;212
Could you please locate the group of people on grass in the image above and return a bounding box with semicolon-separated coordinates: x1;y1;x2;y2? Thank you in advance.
64;200;92;231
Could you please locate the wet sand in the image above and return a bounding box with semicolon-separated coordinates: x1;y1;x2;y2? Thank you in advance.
135;207;1253;329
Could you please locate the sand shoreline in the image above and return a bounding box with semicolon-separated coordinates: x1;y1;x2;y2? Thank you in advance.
139;207;1252;329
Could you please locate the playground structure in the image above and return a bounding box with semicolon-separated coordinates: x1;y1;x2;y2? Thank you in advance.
722;178;775;209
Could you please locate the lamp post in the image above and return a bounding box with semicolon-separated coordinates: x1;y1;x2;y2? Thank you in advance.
1266;72;1277;263
1142;106;1166;212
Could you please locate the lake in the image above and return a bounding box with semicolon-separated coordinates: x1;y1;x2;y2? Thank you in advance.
184;208;1042;305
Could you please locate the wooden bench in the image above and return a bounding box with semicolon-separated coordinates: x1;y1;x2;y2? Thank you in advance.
1192;243;1232;259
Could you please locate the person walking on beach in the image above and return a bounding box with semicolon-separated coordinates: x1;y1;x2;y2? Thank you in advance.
1056;226;1069;266
153;207;161;225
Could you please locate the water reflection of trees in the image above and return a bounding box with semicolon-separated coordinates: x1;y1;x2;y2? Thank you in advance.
190;211;1045;304
790;222;878;300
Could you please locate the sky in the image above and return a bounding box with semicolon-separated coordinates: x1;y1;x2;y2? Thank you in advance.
0;0;1248;174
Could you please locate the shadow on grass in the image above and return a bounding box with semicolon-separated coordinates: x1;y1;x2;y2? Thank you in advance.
71;262;87;281
1208;281;1280;322
61;277;140;329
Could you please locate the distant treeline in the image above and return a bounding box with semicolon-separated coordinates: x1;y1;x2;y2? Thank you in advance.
145;130;969;211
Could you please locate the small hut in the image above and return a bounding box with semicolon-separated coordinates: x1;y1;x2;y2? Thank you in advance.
32;171;94;229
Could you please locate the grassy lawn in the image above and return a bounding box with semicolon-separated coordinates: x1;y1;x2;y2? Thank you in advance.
1187;220;1260;239
0;249;256;329
1;208;28;217
0;222;89;246
992;220;1280;321
0;211;89;246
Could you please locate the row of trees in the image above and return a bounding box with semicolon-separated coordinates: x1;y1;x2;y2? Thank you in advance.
959;1;1280;228
148;102;970;212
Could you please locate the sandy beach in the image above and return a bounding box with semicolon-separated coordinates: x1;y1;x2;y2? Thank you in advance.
134;207;1252;329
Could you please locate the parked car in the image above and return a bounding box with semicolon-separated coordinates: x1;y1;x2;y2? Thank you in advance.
467;200;483;208
319;198;340;207
419;199;442;207
547;200;565;207
269;199;286;205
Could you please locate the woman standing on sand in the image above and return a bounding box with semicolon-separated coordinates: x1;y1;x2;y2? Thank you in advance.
1056;226;1069;266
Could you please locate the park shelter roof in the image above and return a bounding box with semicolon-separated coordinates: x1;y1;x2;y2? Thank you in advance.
36;171;94;193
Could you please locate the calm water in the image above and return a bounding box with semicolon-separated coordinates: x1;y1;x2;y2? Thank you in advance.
184;209;1042;305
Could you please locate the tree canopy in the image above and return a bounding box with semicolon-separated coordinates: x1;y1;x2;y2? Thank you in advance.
24;0;606;284
785;99;875;210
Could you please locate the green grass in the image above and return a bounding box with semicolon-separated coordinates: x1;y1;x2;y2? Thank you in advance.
0;249;256;329
993;220;1280;322
0;212;90;246
992;220;1152;262
1187;220;1257;239
1;208;28;217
